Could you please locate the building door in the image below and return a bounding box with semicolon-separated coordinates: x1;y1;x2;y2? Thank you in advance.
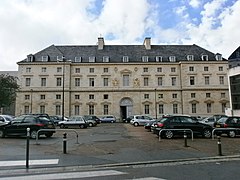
120;98;133;121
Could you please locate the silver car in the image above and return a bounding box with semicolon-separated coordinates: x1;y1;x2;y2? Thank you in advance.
130;115;154;126
0;115;14;126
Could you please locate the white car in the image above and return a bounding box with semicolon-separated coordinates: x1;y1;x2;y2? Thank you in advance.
130;115;154;126
58;116;88;129
0;115;14;126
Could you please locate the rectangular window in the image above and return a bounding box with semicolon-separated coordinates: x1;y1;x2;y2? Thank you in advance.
25;78;31;86
89;94;94;99
222;103;226;113
159;104;164;114
221;93;225;98
75;68;80;73
157;67;162;72
202;55;208;61
143;67;148;72
40;105;45;114
103;68;109;73
187;55;194;61
75;78;81;87
26;67;31;73
56;94;61;99
89;68;94;73
158;94;163;98
103;78;109;86
172;94;177;98
89;57;95;62
25;95;30;100
189;66;194;71
144;105;150;114
190;76;195;85
56;78;62;86
142;56;148;62
219;66;223;71
103;105;108;115
204;67;209;71
219;76;224;85
158;77;163;86
41;78;46;86
144;77;149;86
144;94;149;99
169;56;176;62
75;57;81;62
40;95;45;100
103;56;109;62
216;54;222;61
206;93;211;98
171;67;176;72
123;75;129;86
192;104;196;113
205;76;210;85
57;67;62;73
42;56;48;61
42;67;47;72
56;105;61;115
156;56;162;62
122;56;129;62
103;94;108;99
173;104;178;114
24;106;30;114
75;105;80;115
207;103;211;113
191;93;196;98
172;77;176;86
75;95;80;99
89;78;95;87
89;105;94;115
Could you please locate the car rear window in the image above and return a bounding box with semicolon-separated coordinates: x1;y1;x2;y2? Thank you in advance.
217;117;228;123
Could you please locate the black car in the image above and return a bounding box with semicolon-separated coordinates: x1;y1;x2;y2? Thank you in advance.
83;115;101;124
0;115;56;139
151;115;212;139
213;116;240;137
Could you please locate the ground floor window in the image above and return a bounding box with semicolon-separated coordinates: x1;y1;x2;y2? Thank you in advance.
103;105;109;115
159;104;164;114
144;104;150;114
75;105;80;115
89;105;94;115
24;106;30;114
55;105;61;115
192;103;196;113
40;105;45;114
173;104;178;114
222;103;226;113
207;103;211;113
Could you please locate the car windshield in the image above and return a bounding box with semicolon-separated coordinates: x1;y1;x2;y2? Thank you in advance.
159;117;169;123
217;117;228;123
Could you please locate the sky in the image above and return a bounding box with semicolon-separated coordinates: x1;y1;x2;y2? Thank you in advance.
0;0;239;71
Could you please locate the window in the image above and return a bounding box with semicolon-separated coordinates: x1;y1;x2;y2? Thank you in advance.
25;95;30;100
56;78;62;86
172;77;176;86
156;56;162;62
75;105;80;115
189;66;194;71
75;68;80;73
103;68;108;73
40;95;45;100
216;54;222;61
56;94;61;99
204;67;208;71
159;104;164;114
206;93;211;98
207;103;211;113
24;106;30;114
142;56;148;62
158;77;163;86
202;55;208;61
144;77;149;86
157;67;162;72
26;67;31;73
57;56;63;61
158;94;163;98
172;94;177;98
192;104;197;113
173;104;178;114
219;66;223;71
144;94;149;99
123;75;129;86
89;68;94;73
190;76;195;85
89;94;94;99
41;78;46;86
40;105;45;113
75;78;81;87
75;57;81;62
89;105;94;115
205;76;210;85
103;78;109;86
191;93;196;98
89;57;95;62
57;67;62;73
171;67;176;72
25;78;31;86
143;67;148;72
42;67;47;72
56;105;61;115
144;105;150;114
221;93;225;98
103;94;108;99
42;56;48;61
187;55;194;61
219;76;224;85
169;56;176;62
122;56;129;62
222;103;226;113
103;105;109;115
89;78;95;87
103;56;109;62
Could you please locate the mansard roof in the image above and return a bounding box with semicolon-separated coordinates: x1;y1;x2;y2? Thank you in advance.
18;40;227;64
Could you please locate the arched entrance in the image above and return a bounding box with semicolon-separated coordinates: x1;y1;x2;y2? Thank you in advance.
120;98;133;120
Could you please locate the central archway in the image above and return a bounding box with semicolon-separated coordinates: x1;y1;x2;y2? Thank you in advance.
119;98;133;121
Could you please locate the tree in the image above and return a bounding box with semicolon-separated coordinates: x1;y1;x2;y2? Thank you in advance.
0;74;19;108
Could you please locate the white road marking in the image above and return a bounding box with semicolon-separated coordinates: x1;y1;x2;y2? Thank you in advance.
0;170;127;180
0;159;59;167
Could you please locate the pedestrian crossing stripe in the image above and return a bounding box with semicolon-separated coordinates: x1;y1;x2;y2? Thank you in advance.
0;159;59;167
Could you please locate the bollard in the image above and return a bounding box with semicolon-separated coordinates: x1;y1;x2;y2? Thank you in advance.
26;127;30;169
184;130;188;147
217;136;222;156
63;132;67;154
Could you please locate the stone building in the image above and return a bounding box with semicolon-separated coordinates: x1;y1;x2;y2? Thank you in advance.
16;37;229;120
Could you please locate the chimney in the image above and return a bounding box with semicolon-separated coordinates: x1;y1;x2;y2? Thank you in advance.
98;37;104;50
143;37;151;50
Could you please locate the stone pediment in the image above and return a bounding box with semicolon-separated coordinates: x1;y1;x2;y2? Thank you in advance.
120;69;132;74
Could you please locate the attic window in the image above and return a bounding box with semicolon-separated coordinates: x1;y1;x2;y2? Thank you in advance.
89;56;95;62
187;55;194;61
42;56;48;62
142;56;148;62
75;57;81;62
201;55;208;61
156;56;162;62
57;56;63;61
169;56;176;62
103;56;109;62
215;54;222;61
122;56;129;62
27;55;34;62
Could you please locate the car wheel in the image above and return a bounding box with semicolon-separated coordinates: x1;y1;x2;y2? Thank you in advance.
60;124;65;129
79;124;85;129
133;122;139;127
165;130;174;139
88;123;93;127
111;120;114;123
228;130;236;138
0;130;5;138
30;130;38;139
203;129;212;138
45;132;53;138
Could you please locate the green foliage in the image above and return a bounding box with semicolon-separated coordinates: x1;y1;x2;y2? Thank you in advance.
0;74;19;108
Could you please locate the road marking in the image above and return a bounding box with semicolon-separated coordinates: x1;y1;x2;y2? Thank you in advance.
0;159;59;167
0;170;126;180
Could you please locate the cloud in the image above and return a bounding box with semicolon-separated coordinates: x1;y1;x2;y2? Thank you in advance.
189;0;201;8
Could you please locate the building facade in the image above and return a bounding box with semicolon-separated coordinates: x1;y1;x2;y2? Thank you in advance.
16;37;229;120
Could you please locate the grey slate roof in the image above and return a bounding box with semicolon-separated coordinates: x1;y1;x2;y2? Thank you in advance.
228;46;240;68
18;43;226;64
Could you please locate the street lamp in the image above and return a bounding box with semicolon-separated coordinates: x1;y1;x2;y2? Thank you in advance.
155;88;157;119
30;89;33;113
62;56;66;122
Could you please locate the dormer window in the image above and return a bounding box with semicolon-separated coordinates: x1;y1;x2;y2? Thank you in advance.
187;55;194;61
57;56;63;61
75;57;81;62
215;54;222;61
103;56;109;62
201;55;208;61
122;56;129;62
89;56;95;62
42;56;48;62
169;56;176;62
27;55;34;62
142;56;148;62
156;56;162;62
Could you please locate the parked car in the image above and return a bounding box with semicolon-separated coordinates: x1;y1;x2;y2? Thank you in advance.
58;116;88;129
50;115;68;125
0;115;14;126
130;115;154;127
199;116;217;127
151;115;212;139
99;115;116;123
0;115;55;138
144;119;158;131
213;116;240;137
83;115;101;124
